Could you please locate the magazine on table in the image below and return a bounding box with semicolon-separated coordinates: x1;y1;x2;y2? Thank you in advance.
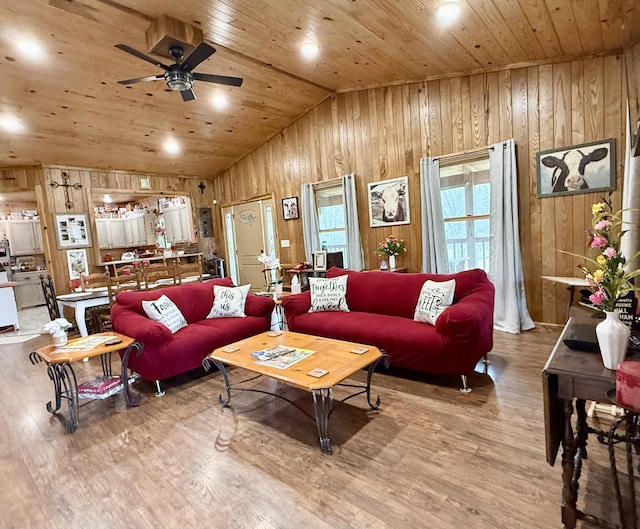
251;345;315;369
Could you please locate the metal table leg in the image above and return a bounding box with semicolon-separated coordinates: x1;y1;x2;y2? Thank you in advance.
312;387;333;453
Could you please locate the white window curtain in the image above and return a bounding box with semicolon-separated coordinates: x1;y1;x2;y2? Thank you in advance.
342;173;365;270
489;139;535;334
622;105;640;272
419;157;449;273
301;183;321;262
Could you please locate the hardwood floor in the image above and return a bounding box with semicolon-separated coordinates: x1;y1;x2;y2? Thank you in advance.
0;326;630;529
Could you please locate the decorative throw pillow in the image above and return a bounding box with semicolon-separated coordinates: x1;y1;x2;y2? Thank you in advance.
207;284;251;318
413;279;456;325
142;294;188;334
308;275;350;313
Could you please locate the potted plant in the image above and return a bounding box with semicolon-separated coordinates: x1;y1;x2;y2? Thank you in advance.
374;235;407;270
43;318;72;347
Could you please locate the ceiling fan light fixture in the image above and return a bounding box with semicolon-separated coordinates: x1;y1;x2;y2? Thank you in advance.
165;70;193;91
436;1;462;24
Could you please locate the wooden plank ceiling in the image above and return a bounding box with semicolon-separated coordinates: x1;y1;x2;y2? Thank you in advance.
0;0;624;178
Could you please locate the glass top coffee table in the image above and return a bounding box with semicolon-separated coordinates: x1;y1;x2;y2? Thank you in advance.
203;331;390;453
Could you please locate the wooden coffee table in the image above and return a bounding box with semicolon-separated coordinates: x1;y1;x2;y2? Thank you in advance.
30;332;143;432
203;331;390;453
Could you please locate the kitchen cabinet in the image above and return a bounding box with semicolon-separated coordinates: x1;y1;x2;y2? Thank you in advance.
8;220;43;255
98;214;155;249
96;218;126;249
13;270;46;309
164;204;193;243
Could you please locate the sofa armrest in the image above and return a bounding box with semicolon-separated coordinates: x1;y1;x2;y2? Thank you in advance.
111;306;172;346
281;291;311;316
245;294;276;318
435;290;494;347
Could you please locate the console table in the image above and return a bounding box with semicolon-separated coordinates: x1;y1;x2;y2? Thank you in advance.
543;307;639;528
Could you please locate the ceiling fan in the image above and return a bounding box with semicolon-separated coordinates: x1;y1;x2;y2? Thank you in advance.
114;42;243;101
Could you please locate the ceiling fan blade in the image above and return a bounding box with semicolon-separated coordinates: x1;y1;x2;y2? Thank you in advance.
179;42;216;72
192;72;243;87
117;74;164;85
115;44;170;70
180;88;197;102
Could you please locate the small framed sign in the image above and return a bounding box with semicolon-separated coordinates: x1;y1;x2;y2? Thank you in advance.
312;250;327;272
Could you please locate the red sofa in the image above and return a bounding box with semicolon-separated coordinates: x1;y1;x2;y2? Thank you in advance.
282;267;495;391
111;278;274;394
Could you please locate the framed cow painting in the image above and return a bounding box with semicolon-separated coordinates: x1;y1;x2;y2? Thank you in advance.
368;176;410;227
536;138;616;198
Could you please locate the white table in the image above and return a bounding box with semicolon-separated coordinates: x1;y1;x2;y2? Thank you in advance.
56;290;109;337
541;276;590;318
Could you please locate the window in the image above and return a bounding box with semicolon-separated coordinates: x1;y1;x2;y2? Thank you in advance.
315;185;348;268
439;157;490;272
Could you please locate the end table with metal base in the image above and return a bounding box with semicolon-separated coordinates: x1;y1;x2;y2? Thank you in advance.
30;332;143;433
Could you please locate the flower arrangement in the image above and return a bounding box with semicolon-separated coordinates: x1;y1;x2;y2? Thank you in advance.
577;201;640;312
257;251;283;284
43;318;72;336
374;235;407;257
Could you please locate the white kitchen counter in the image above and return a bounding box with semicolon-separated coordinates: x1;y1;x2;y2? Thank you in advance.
0;275;19;330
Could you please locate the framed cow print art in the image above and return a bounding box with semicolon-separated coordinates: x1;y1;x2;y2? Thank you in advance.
368;176;410;227
536;138;616;198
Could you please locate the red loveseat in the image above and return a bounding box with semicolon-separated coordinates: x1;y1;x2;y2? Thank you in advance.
282;267;495;391
111;278;274;395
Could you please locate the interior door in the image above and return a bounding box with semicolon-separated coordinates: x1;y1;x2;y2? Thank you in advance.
223;198;277;290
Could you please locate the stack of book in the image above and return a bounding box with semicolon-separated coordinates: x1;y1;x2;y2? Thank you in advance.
77;375;124;399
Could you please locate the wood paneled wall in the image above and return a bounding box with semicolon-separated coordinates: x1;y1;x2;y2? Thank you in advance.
213;54;626;325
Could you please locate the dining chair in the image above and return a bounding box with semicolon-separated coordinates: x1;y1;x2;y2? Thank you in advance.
98;272;142;331
176;256;203;284
110;263;140;277
79;272;110;333
40;274;61;320
40;274;80;336
142;261;177;290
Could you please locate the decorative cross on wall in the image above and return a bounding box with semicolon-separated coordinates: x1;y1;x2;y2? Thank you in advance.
198;181;206;194
50;171;82;210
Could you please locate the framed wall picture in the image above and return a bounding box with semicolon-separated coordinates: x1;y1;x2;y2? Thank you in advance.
312;250;327;272
536;138;616;198
282;196;299;220
368;176;410;227
66;249;88;280
54;212;92;248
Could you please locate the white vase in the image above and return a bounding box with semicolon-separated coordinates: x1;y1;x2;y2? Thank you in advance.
388;255;396;270
52;332;68;347
596;310;630;370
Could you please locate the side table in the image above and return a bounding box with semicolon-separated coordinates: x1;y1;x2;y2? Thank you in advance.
543;307;639;528
30;332;143;432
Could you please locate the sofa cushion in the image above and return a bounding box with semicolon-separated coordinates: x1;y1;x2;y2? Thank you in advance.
414;279;456;325
207;284;251;318
142;294;188;333
308;275;350;312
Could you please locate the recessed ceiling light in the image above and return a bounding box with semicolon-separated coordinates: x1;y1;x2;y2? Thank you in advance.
103;195;112;203
300;42;319;60
163;139;180;155
436;1;462;24
17;39;44;58
0;117;24;133
211;94;228;110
